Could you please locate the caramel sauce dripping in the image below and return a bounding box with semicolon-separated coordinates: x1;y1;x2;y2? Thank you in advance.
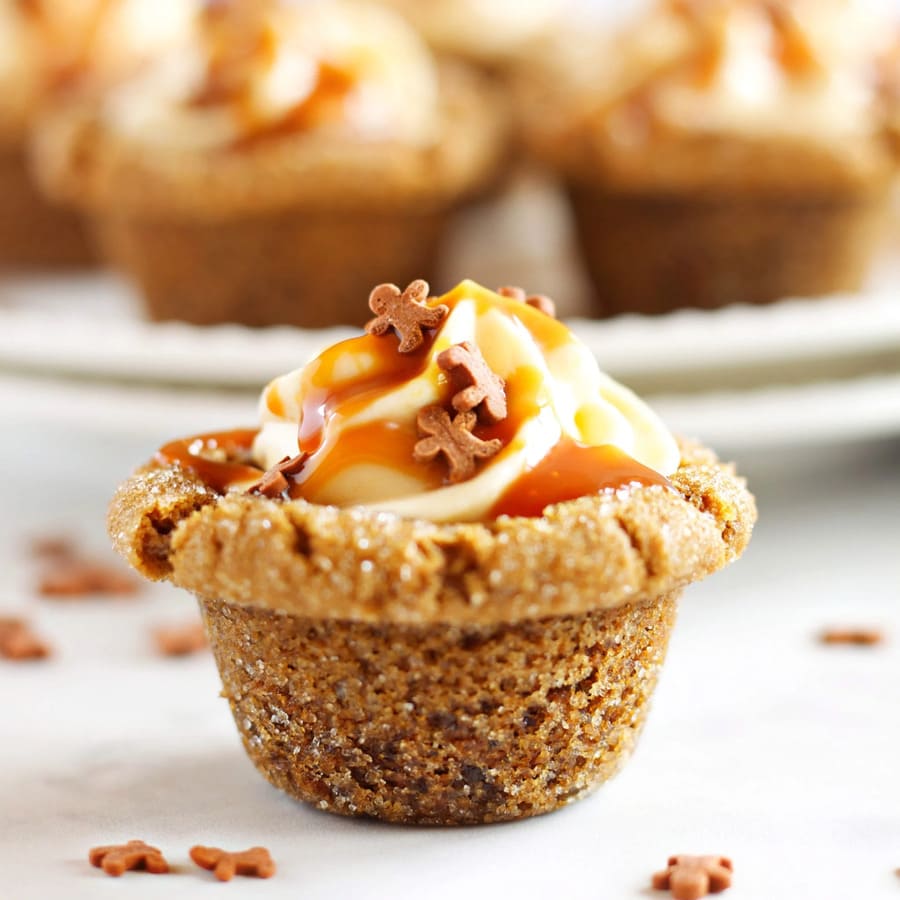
17;0;118;91
475;364;543;448
153;284;668;517
292;419;444;500
288;287;566;502
232;62;355;150
766;5;822;78
664;0;822;89
189;1;355;149
490;438;671;519
155;428;263;494
284;331;435;499
294;332;431;456
189;18;278;108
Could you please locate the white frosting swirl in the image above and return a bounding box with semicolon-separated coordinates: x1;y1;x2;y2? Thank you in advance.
0;0;194;136
379;0;564;61
253;281;680;523
555;0;899;146
101;0;440;151
652;0;896;141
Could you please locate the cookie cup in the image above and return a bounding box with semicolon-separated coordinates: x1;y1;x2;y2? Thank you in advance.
523;76;897;315
0;142;95;268
33;68;504;327
109;439;754;824
567;182;890;317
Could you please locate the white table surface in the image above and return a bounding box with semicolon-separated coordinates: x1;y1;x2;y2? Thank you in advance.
2;415;899;900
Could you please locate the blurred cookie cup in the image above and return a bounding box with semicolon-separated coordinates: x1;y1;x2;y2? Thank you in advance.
33;0;506;328
0;0;193;268
519;0;900;316
109;279;755;824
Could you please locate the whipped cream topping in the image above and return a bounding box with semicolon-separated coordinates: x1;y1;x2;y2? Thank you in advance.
587;0;899;144
253;281;679;523
380;0;564;60
0;0;193;134
102;0;440;151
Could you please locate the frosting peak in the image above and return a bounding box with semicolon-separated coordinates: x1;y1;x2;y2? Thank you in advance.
253;281;679;522
102;0;440;151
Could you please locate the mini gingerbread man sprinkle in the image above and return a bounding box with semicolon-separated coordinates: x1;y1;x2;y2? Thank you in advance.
89;840;169;877
652;855;733;900
497;285;557;318
819;627;884;646
247;453;306;498
38;559;140;598
437;340;507;424
414;406;502;484
153;621;208;657
365;280;449;353
190;845;276;881
0;616;50;661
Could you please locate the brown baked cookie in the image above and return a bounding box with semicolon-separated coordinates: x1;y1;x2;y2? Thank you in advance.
108;437;754;824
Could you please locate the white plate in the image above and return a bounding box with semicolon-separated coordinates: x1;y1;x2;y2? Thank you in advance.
0;271;898;397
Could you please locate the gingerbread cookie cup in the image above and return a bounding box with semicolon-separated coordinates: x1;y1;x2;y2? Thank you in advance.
109;438;754;825
565;176;891;317
0;144;95;268
35;68;500;328
520;2;900;316
26;1;511;317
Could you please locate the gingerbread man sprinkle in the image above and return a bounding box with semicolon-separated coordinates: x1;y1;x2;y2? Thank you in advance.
819;627;884;646
153;621;208;657
0;616;50;661
190;845;276;881
413;406;502;484
652;855;733;900
89;840;169;877
497;285;557;318
437;340;507;424
365;280;449;353
246;453;306;498
38;559;140;598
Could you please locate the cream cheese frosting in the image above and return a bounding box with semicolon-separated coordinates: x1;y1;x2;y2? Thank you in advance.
379;0;564;61
649;0;895;141
555;0;899;146
252;281;679;523
101;0;440;151
1;0;193;137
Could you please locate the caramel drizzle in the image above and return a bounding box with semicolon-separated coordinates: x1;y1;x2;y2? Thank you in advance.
490;439;671;519
603;0;824;128
283;287;569;499
155;428;263;494
189;1;356;148
153;287;669;516
17;0;118;90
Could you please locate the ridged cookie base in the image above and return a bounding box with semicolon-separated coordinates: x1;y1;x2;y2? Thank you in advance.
199;591;678;825
568;185;887;316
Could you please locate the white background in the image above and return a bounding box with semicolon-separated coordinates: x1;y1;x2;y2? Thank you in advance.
2;421;898;899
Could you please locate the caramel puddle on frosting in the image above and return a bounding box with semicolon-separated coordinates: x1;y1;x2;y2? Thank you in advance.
232;61;356;150
289;419;444;500
490;438;671;519
20;0;118;90
155;428;262;493
188;2;356;149
154;284;668;511
295;331;432;454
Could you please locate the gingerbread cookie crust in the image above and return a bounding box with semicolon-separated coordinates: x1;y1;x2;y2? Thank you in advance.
109;437;753;823
200;590;678;824
109;438;754;626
